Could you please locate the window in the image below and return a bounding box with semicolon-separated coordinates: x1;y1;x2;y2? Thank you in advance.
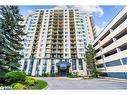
79;48;84;52
28;59;34;75
122;57;127;65
72;59;77;70
35;59;41;76
39;53;42;56
40;49;43;52
43;60;47;73
65;59;69;62
65;54;68;57
65;44;68;46
50;60;54;73
79;59;83;70
65;40;67;42
40;44;43;47
23;60;28;71
65;48;68;52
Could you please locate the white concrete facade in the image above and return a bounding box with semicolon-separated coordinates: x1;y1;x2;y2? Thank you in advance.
92;6;127;78
21;7;95;76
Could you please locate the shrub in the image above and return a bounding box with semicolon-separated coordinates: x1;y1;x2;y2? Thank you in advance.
42;73;50;77
73;72;79;78
12;83;26;90
25;77;37;86
50;73;56;77
0;72;7;83
5;71;26;84
32;80;48;89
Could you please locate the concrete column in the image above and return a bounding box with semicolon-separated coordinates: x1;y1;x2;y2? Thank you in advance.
82;60;87;76
46;59;51;73
39;59;43;76
31;59;37;76
54;59;58;73
76;59;79;72
26;59;31;75
109;29;113;33
69;59;72;72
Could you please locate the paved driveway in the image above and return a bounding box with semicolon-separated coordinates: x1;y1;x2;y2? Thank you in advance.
36;77;127;89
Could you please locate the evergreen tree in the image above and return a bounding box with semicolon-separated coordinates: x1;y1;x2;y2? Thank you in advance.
85;44;99;78
0;6;25;71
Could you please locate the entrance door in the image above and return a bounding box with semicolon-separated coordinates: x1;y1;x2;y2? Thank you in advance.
60;69;67;76
56;61;71;77
58;66;69;76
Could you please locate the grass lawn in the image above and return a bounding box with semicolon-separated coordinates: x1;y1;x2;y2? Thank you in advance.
32;80;48;89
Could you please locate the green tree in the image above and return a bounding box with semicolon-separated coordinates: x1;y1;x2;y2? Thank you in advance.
85;44;99;78
0;6;25;71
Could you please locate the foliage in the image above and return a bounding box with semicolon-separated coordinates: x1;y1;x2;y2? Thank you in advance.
50;72;58;77
25;77;37;86
32;80;48;89
12;83;26;90
85;44;99;78
0;71;8;83
42;73;50;77
50;73;55;77
5;71;26;84
67;73;74;78
67;72;80;78
0;6;25;71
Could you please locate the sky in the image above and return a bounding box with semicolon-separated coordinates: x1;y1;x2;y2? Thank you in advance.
19;5;124;36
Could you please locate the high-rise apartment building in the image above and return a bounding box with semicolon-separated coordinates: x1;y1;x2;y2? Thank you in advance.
20;7;95;76
93;6;127;78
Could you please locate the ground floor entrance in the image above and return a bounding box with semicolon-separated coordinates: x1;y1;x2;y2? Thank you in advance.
58;67;69;76
56;61;70;77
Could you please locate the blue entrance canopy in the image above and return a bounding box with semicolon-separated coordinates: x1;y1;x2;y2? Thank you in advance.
56;61;71;70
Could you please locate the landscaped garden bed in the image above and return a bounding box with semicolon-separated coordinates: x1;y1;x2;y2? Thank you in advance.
0;71;48;90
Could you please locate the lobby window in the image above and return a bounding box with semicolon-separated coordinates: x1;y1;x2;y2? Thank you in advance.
35;59;41;76
72;59;77;70
79;59;83;70
43;60;47;73
23;60;28;71
50;60;55;73
28;59;34;75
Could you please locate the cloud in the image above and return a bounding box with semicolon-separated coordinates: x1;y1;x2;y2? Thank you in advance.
95;25;104;36
72;6;104;17
95;21;108;36
27;10;33;14
102;21;107;26
53;5;104;17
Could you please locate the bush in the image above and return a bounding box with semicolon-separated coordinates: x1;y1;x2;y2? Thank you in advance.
67;73;74;78
12;83;26;90
73;72;79;78
0;72;7;83
32;80;48;89
5;71;26;85
67;72;80;78
25;77;37;86
42;73;50;77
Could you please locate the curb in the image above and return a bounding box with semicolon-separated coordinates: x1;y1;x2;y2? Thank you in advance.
42;85;48;90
